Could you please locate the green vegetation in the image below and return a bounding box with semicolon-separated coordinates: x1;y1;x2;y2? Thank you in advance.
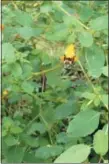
2;1;108;163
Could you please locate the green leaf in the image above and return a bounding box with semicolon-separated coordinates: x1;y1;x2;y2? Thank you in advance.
55;101;77;120
4;135;18;146
45;24;69;42
3;117;14;129
41;53;51;65
67;110;100;137
9;63;22;77
79;6;93;22
41;108;56;129
23;152;41;163
40;4;53;13
22;63;32;78
63;15;78;26
5;146;25;163
89;15;108;31
21;81;34;94
78;31;93;47
10;125;23;134
35;145;63;160
14;9;33;26
101;94;108;107
81;92;95;100
93;130;108;156
21;134;39;147
46;69;62;87
54;144;91;163
56;132;77;145
102;124;108;134
2;43;16;63
17;27;43;39
27;122;46;135
102;66;108;77
85;46;105;78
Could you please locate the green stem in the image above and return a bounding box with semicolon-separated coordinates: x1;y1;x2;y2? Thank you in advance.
54;2;90;30
23;114;40;131
27;64;61;80
39;113;53;145
77;60;108;110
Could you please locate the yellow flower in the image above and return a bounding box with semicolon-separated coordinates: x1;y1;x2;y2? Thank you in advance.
3;90;8;96
65;44;75;58
60;44;78;63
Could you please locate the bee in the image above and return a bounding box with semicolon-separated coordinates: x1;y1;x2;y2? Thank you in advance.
60;44;78;65
60;44;78;72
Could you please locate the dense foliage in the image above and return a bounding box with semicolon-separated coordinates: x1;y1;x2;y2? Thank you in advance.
2;1;108;163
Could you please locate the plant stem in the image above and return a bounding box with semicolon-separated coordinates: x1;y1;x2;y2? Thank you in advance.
54;2;90;30
77;60;108;110
27;64;61;80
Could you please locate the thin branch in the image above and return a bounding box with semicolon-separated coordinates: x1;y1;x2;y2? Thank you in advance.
27;64;61;80
54;2;90;31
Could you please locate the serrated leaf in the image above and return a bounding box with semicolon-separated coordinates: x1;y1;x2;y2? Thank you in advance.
54;144;91;163
78;31;93;47
89;15;108;31
93;130;108;156
2;43;16;63
67;110;100;137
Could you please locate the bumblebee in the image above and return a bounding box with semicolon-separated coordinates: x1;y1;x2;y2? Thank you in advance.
60;44;78;75
60;44;78;65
